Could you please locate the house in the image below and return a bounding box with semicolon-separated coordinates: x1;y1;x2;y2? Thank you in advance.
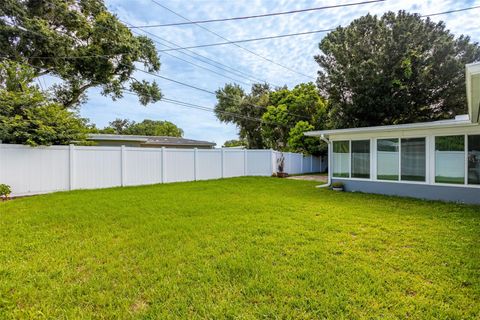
305;62;480;204
87;134;216;149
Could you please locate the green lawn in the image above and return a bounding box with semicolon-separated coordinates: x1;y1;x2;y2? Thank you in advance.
1;177;479;319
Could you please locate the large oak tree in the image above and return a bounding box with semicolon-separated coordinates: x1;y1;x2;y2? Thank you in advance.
315;11;480;129
1;0;162;109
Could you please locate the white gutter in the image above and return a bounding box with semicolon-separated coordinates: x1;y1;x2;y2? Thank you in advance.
316;134;331;188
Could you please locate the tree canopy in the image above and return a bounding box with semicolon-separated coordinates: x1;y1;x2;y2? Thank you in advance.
214;82;327;154
1;0;162;109
0;61;88;145
100;119;183;137
223;139;247;148
315;11;480;129
214;83;270;149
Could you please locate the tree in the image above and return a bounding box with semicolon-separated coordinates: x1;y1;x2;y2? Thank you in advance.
124;120;183;137
1;0;162;109
101;119;183;137
315;11;480;129
287;121;324;155
214;83;271;149
261;104;291;150
223;139;247;148
105;118;133;134
261;83;327;151
0;61;88;145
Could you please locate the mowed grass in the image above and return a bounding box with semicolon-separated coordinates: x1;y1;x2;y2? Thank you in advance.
0;177;479;319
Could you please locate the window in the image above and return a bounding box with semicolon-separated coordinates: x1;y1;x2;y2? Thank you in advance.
435;136;465;184
377;138;399;180
332;141;349;177
401;138;426;182
351;140;370;178
468;135;480;185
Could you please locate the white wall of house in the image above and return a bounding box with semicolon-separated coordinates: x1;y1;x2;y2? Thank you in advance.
0;144;326;196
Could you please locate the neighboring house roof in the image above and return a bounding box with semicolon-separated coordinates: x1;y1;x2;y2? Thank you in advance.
88;134;216;147
306;62;480;138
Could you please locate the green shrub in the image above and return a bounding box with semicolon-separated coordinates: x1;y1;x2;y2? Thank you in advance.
0;184;11;198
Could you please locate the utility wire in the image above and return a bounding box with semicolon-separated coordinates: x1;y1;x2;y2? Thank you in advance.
121;20;276;86
149;4;480;51
0;56;293;127
158;28;336;51
16;0;278;86
123;22;267;86
135;68;310;120
150;0;316;80
132;0;386;27
0;55;308;123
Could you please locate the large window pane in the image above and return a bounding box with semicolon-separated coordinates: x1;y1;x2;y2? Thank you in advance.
401;138;426;182
435;136;465;184
377;138;399;180
351;140;370;178
468;135;480;185
333;141;349;178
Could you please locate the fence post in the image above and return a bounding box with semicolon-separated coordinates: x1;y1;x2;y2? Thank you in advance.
221;148;225;178
270;149;274;175
243;148;247;176
301;154;304;173
161;147;166;183
121;145;126;187
311;156;313;172
69;144;75;190
194;148;198;181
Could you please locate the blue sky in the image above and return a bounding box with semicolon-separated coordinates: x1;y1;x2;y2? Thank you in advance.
74;0;480;146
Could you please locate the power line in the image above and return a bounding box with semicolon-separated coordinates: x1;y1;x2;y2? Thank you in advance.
0;56;292;127
421;5;480;18
4;17;277;87
135;68;310;120
150;0;316;81
7;0;277;87
121;20;276;86
158;28;336;51
0;55;309;122
132;0;386;27
123;23;266;86
147;4;480;52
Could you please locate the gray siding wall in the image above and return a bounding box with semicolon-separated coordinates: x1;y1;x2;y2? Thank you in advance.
332;179;480;205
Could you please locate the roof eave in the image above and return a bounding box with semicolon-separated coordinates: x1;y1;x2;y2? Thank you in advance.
304;119;476;137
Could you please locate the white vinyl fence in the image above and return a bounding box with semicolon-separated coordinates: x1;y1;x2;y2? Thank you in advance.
0;144;326;196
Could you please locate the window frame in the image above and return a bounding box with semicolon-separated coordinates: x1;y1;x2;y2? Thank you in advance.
350;139;371;179
332;140;351;179
376;137;400;182
330;134;480;188
400;137;427;183
433;134;467;186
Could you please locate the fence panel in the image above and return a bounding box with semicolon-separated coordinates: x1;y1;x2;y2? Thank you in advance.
0;144;323;196
247;150;272;176
74;147;122;189
197;150;222;180
164;149;195;183
224;150;245;178
124;148;163;186
0;145;69;195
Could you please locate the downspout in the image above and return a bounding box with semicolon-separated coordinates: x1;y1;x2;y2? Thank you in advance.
317;134;331;188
